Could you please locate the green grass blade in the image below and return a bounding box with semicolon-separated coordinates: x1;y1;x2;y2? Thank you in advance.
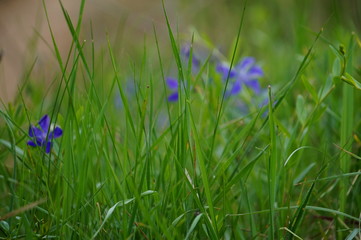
208;0;248;161
185;213;203;240
268;86;277;240
91;190;157;240
339;36;356;226
345;228;361;240
285;176;317;239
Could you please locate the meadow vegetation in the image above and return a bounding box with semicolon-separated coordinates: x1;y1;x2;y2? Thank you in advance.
0;0;360;239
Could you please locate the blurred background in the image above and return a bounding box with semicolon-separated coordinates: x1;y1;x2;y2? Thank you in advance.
0;0;360;103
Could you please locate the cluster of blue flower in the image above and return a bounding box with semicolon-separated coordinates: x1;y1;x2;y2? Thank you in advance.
166;45;264;102
27;46;264;153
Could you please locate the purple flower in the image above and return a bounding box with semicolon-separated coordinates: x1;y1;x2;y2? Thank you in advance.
27;114;63;153
181;44;200;69
166;77;179;102
216;57;264;95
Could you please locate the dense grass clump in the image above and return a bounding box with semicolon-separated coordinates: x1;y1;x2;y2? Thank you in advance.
1;0;360;239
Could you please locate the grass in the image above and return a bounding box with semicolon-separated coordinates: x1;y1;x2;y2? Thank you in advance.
1;0;361;239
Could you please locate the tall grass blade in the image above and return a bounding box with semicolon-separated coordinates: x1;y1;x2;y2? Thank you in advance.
268;86;277;240
91;190;157;240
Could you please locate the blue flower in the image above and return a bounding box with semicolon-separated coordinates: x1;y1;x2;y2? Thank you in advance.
166;77;179;102
216;62;237;79
27;114;63;153
181;44;200;70
216;57;263;96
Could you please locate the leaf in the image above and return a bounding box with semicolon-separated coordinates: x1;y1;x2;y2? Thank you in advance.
302;76;318;102
274;115;291;137
311;105;327;123
171;212;187;227
185;213;204;240
268;86;277;240
345;228;360;240
329;44;344;62
284;146;317;167
56;113;65;128
296;95;307;126
341;73;361;90
75;106;84;122
226;205;361;223
285;181;315;240
280;227;303;240
0;139;24;157
293;163;316;185
319;75;335;102
214;145;269;204
0;220;9;236
331;58;341;78
285;166;324;240
91;190;157;240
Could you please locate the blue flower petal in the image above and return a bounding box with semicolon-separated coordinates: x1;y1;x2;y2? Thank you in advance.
28;114;63;154
166;77;178;90
29;126;34;137
168;92;179;102
38;115;50;133
181;44;200;69
216;62;236;79
45;141;52;154
36;138;45;146
248;65;263;78
29;126;43;139
229;80;242;95
244;79;261;94
237;57;255;70
192;57;200;68
27;140;37;147
51;127;63;139
181;45;190;58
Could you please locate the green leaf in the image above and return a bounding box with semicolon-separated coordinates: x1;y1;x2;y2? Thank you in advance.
75;106;84;122
274;115;291;137
302;76;318;102
319;75;335;102
332;58;341;78
345;228;360;240
286;184;315;240
0;220;9;236
329;44;344;62
293;163;316;185
296;95;307;126
214;145;268;204
91;190;157;240
0;139;24;157
268;86;277;240
341;73;361;90
185;213;204;240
